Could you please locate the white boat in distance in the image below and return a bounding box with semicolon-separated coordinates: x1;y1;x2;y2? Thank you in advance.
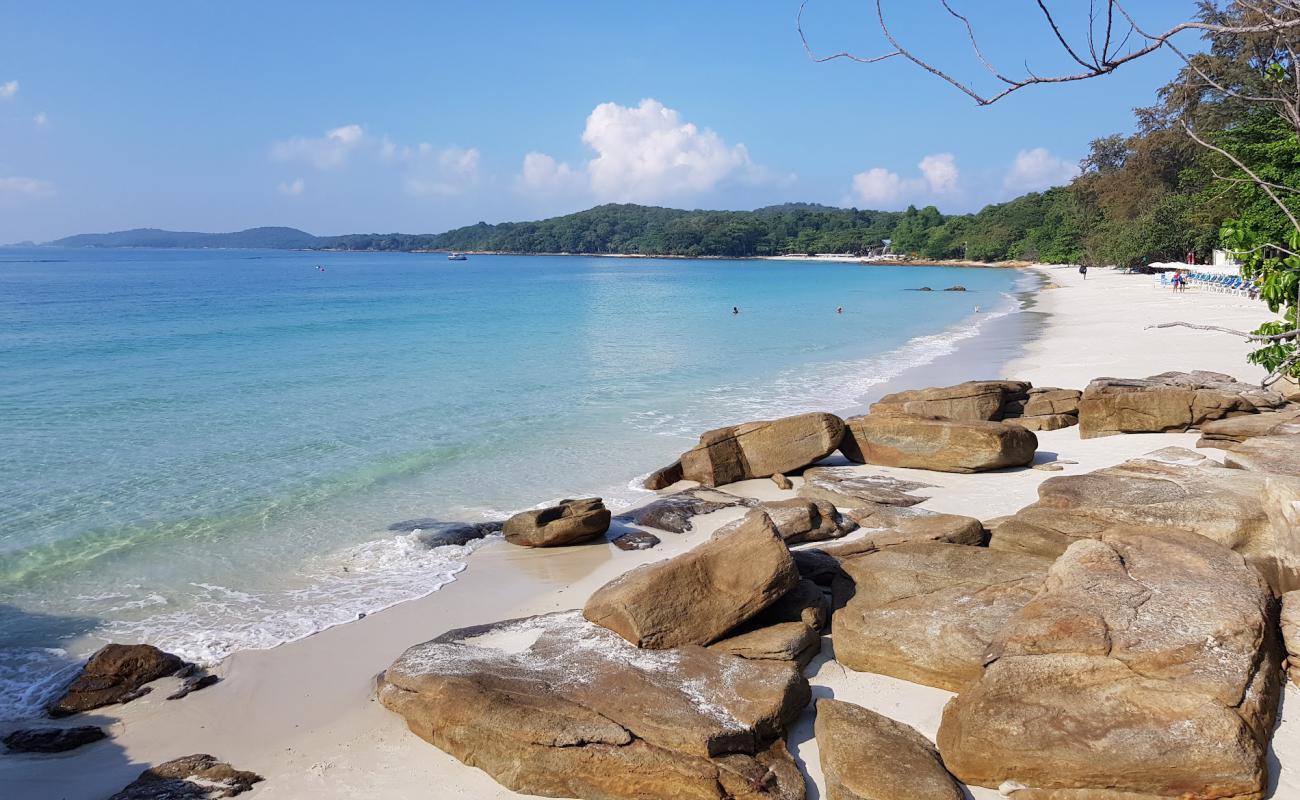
447;252;468;261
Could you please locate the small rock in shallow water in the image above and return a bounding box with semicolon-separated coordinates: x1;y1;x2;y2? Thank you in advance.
3;725;107;753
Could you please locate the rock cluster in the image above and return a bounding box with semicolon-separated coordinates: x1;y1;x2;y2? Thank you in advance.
378;611;810;800
49;643;188;717
870;380;1032;421
714;499;856;545
107;754;263;799
657;412;845;488
503;497;611;547
1197;406;1300;448
1078;370;1286;438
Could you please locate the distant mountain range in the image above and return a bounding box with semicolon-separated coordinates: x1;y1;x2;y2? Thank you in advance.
45;226;325;250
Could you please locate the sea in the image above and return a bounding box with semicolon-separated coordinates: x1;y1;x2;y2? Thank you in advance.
0;247;1031;718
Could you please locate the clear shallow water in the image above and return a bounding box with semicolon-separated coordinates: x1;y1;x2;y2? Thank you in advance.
0;248;1024;717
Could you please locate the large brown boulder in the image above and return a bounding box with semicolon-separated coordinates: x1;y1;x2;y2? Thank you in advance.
616;488;756;534
1077;370;1286;438
1284;590;1300;687
504;498;611;547
714;499;855;545
870;380;1030;421
642;460;684;490
1021;387;1081;417
584;511;798;648
816;699;963;800
1197;406;1300;448
797;466;932;510
378;611;809;800
709;580;828;667
938;528;1282;799
108;754;263;799
678;412;845;487
1224;433;1300;476
840;414;1037;473
833;543;1052;691
48;643;186;717
990;447;1300;593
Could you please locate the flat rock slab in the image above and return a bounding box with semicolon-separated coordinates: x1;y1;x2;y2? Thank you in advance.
938;527;1281;800
616;488;756;534
1197;406;1300;448
378;611;809;800
107;754;263;799
870;380;1030;421
3;725;107;753
1224;433;1300;476
816;699;963;800
989;446;1300;593
841;414;1037;473
797;467;932;509
1006;413;1077;432
49;643;187;717
585;511;798;648
680;412;846;487
709;580;828;666
833;543;1052;691
816;514;984;560
1078;370;1285;438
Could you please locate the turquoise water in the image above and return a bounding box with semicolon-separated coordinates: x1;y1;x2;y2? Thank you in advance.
0;248;1024;716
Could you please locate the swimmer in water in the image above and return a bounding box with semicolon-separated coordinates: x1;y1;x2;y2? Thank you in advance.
974;305;980;313
836;306;843;314
732;306;739;315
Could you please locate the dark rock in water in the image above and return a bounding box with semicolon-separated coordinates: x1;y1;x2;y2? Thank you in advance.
387;519;504;548
377;611;809;800
944;285;967;291
642;459;684;490
49;644;187;717
108;754;263;799
913;287;933;292
166;674;220;701
3;725;107;753
611;529;661;551
615;487;757;533
504;498;611;547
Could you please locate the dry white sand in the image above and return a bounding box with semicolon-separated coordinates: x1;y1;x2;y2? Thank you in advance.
4;263;1295;799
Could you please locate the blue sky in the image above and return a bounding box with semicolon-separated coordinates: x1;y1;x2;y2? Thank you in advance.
2;0;1197;241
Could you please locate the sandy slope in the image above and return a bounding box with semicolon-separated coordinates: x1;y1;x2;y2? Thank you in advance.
3;263;1295;800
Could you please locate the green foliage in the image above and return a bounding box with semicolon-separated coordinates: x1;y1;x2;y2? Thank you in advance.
1223;220;1300;377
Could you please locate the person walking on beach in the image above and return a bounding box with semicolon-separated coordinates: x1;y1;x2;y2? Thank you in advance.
1079;264;1088;280
1171;271;1183;293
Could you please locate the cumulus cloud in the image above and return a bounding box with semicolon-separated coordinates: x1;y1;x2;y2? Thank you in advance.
271;124;365;169
278;178;305;196
404;145;482;196
0;176;55;197
33;111;47;127
1004;147;1078;192
850;153;960;207
516;151;583;192
0;80;17;100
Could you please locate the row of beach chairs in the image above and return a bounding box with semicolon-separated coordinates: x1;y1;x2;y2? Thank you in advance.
1156;270;1258;297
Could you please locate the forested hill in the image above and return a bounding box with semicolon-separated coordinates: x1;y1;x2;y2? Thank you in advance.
47;226;323;250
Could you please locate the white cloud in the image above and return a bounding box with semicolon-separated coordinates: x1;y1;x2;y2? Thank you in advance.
517;151;583;192
0;176;55;197
851;168;904;205
1004;147;1078;192
271;124;365;170
0;80;17;100
33;111;47;127
404;145;481;196
919;153;958;194
278;178;305;196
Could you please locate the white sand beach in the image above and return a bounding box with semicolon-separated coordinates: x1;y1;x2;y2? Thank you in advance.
3;262;1294;800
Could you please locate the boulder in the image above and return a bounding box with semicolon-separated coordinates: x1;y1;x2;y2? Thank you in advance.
840;414;1037;473
989;447;1300;593
1005;413;1076;432
3;725;106;753
1077;370;1286;438
714;499;855;545
816;514;984;560
504;498;611;547
797;466;932;509
1197;407;1300;448
584;511;798;648
617;488;756;534
377;611;809;800
643;460;684;490
710;580;828;666
833;543;1052;691
49;643;186;717
938;528;1282;800
1225;433;1300;476
770;473;793;490
1021;387;1081;417
107;754;263;800
611;529;661;551
678;413;846;487
870;380;1030;421
816;699;963;800
1285;590;1300;687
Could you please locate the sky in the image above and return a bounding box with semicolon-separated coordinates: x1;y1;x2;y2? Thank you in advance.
1;0;1201;242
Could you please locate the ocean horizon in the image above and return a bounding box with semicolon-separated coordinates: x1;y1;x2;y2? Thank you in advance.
0;247;1029;718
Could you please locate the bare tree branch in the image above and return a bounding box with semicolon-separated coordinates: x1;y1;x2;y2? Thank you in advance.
1184;122;1300;233
1146;321;1300;342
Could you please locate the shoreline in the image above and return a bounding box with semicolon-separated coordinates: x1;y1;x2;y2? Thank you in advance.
6;264;1294;799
